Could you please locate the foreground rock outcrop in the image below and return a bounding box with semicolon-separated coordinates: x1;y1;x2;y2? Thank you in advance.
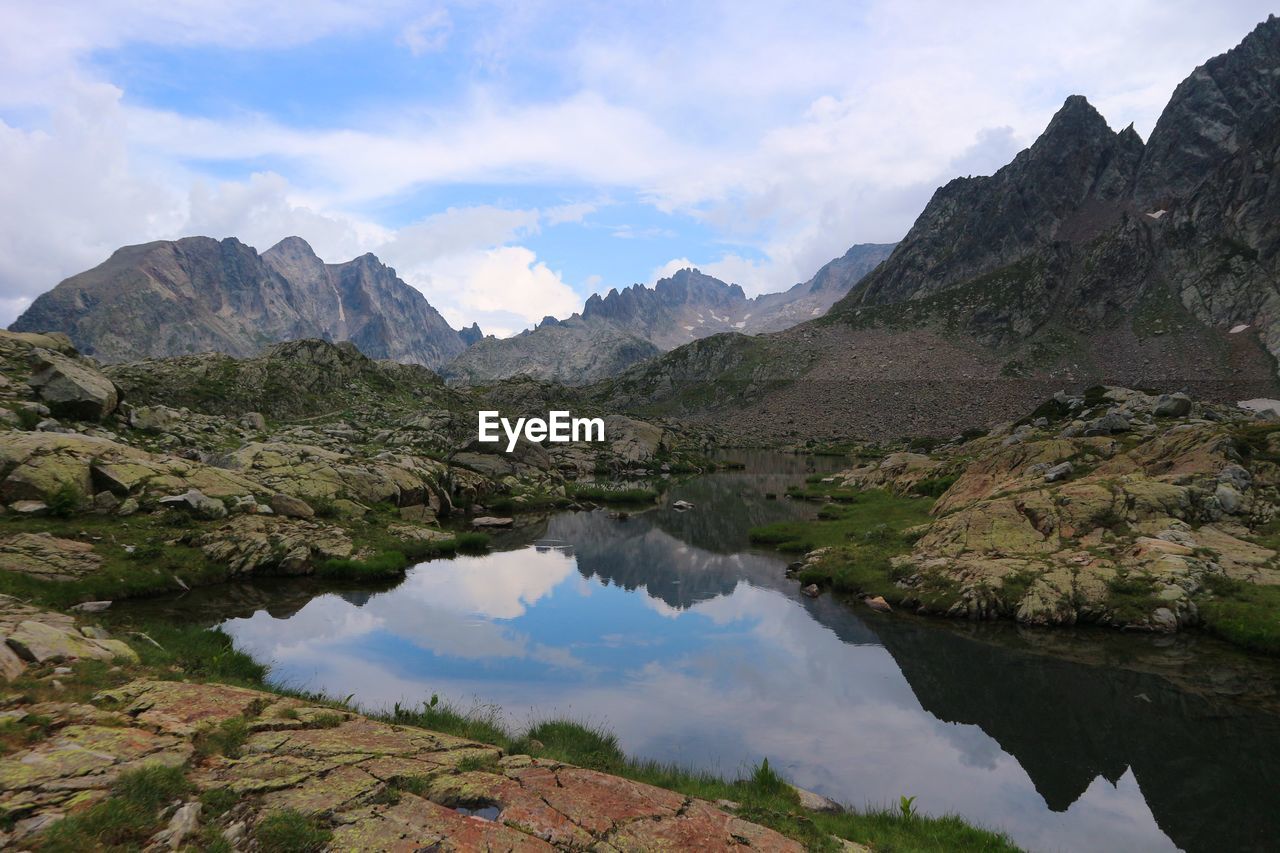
0;599;808;851
822;387;1280;636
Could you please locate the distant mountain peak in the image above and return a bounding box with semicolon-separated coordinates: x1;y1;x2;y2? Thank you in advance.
442;243;895;385
11;236;471;368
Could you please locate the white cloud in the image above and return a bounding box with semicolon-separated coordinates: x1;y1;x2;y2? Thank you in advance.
1;0;1276;325
406;246;581;337
398;8;452;56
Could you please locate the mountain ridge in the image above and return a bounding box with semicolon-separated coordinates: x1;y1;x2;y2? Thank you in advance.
9;235;474;369
443;243;894;385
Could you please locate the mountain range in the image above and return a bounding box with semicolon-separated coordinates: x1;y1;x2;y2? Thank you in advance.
9;230;892;385
9;235;478;370
596;14;1280;440
8;15;1280;442
442;243;893;385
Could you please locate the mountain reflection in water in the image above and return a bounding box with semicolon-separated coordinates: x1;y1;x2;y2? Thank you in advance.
120;454;1280;853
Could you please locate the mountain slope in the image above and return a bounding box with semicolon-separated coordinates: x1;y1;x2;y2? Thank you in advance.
10;236;473;369
443;244;893;385
598;16;1280;440
443;317;661;386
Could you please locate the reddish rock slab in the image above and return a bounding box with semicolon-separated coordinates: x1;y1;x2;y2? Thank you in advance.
428;770;592;848
510;764;685;837
604;798;806;851
332;793;554;852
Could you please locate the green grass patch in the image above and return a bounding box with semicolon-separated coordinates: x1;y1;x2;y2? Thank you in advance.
34;765;192;852
46;483;85;518
1200;575;1280;654
194;715;251;759
514;719;624;768
386;695;512;748
0;713;53;755
998;570;1038;610
751;488;931;555
913;475;960;498
128;622;268;685
566;482;661;504
315;552;409;580
750;485;935;602
1104;571;1161;622
255;809;332;853
0;513;233;608
200;787;241;818
315;532;491;580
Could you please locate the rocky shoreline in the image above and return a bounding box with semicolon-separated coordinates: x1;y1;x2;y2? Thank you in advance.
0;596;824;851
782;386;1280;654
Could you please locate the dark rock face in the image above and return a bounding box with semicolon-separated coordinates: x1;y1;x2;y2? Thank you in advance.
11;236;471;369
1135;14;1280;207
443;246;893;385
847;95;1145;309
837;16;1280;362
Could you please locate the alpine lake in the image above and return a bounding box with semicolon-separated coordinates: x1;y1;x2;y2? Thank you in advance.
119;452;1280;853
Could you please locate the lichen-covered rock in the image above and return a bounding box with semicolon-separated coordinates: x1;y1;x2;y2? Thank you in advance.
128;405;180;433
158;488;229;520
219;442;444;508
840;452;945;494
26;350;119;421
1;664;814;851
853;396;1280;633
189;515;353;575
0;533;102;581
0;432;261;507
5;619;136;666
269;492;315;519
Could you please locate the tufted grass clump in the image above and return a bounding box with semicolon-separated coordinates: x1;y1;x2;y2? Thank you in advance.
255;809;332;853
566;483;660;504
35;765;192;852
194;715;251;758
46;483;85;518
1200;574;1280;655
131;622;268;685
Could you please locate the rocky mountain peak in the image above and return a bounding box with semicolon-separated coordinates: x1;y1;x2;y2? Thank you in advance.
265;235;318;258
12;236;473;369
1035;95;1112;146
1134;14;1280;207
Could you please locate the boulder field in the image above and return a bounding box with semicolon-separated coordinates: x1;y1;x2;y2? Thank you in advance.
0;331;715;587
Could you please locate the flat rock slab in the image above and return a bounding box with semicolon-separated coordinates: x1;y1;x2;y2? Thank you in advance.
0;532;102;581
6;619;137;667
98;679;283;735
3;670;809;851
0;718;190;817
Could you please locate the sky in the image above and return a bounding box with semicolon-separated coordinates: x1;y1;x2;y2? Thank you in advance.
0;2;1275;337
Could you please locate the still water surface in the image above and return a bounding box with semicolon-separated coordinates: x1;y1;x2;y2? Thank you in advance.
126;453;1280;852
